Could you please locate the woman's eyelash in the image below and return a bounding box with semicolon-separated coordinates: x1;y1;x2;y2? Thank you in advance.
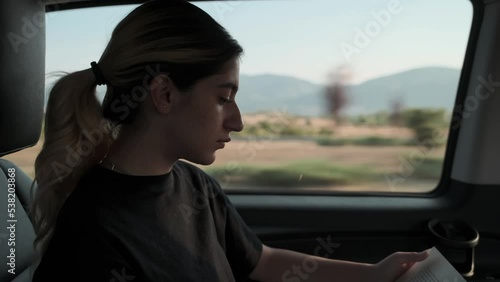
219;97;233;104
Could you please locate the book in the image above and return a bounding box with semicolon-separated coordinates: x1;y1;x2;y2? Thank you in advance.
395;247;467;282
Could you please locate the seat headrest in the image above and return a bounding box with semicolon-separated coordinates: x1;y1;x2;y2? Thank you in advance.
0;0;45;157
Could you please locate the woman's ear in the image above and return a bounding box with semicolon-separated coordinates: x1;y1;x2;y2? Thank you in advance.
149;74;174;114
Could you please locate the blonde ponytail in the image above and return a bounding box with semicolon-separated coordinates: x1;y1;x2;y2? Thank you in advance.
30;68;117;265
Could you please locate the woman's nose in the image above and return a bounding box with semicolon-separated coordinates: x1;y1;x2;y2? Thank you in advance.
224;103;244;132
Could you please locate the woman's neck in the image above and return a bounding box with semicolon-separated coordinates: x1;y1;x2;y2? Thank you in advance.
100;127;175;176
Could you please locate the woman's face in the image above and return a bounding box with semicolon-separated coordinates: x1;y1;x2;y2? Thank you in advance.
166;59;243;165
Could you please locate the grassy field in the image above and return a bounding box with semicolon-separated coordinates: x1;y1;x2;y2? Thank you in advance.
204;139;444;193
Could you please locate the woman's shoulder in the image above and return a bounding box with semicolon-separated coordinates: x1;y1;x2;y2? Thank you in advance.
174;160;224;194
174;160;200;172
174;160;213;181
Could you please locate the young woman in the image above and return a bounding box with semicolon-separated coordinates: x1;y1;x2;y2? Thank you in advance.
30;1;429;281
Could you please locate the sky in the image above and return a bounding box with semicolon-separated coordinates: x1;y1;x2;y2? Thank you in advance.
45;0;473;85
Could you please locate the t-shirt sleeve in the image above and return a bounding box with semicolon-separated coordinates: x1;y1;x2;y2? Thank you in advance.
33;210;143;282
205;176;263;281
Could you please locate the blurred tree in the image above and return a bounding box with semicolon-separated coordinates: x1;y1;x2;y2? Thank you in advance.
403;108;447;143
389;96;404;126
325;65;351;126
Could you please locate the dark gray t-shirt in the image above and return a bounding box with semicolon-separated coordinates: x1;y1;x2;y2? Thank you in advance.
33;161;263;282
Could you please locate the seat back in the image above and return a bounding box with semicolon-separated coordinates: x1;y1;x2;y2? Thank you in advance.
0;159;37;282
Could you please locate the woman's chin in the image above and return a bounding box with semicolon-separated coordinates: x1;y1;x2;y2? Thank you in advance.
187;154;216;166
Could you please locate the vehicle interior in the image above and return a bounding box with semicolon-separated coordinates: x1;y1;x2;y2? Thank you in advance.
1;0;499;281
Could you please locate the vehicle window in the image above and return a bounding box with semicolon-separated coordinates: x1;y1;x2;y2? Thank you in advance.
3;0;473;194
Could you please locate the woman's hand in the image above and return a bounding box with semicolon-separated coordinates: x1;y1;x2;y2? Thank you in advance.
371;249;431;282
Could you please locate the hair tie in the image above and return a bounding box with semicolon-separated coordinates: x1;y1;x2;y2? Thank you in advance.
90;61;107;86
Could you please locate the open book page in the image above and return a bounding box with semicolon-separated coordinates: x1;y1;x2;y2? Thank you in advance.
395;247;466;282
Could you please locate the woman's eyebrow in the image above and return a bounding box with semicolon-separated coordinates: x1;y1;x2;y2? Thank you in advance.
217;82;239;92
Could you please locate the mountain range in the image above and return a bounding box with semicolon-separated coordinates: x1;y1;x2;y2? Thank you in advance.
45;66;461;117
237;66;460;116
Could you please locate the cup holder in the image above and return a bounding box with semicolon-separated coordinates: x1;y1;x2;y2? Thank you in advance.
428;218;480;277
